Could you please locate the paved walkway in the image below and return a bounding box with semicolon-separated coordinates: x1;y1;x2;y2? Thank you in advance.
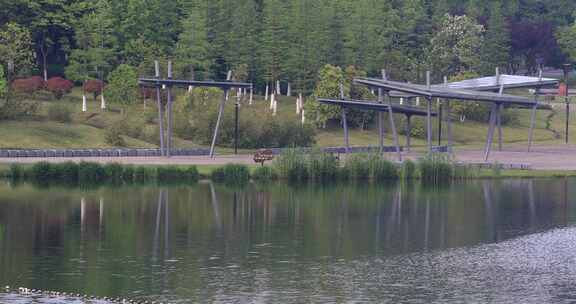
1;145;576;170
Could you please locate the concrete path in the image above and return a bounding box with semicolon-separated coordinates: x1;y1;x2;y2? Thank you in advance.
1;145;576;171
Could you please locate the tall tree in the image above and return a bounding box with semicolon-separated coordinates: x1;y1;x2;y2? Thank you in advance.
429;14;484;77
481;1;511;74
174;0;211;79
66;0;116;82
0;22;34;80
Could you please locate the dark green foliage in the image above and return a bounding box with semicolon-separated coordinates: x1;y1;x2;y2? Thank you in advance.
367;154;398;181
8;163;23;180
50;162;79;182
103;163;124;183
401;160;416;180
12;162;199;185
30;161;52;181
307;151;339;182
252;166;277;182
104;123;126;147
417;153;454;184
211;164;250;184
273;149;309;182
342;154;371;180
78;162;106;184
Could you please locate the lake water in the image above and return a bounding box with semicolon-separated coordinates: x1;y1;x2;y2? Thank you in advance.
1;179;576;303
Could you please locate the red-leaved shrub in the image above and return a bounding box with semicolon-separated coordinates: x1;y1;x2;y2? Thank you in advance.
11;76;45;94
46;77;74;100
83;80;105;99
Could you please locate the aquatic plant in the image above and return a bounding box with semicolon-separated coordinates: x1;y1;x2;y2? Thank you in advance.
212;163;250;184
252;166;277;182
273;149;309;182
417;153;454;183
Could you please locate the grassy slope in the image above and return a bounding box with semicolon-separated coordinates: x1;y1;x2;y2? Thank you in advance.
2;87;576;151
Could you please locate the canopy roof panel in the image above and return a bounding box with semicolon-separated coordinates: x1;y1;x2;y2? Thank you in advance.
355;78;537;106
318;98;437;116
442;74;558;91
139;78;252;89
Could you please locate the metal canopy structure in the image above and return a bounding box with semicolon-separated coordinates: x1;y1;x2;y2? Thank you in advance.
441;74;558;91
139;61;252;158
318;98;438;159
353;73;559;162
355;78;535;105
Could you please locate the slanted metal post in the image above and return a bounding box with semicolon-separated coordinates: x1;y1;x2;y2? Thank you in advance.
386;91;402;161
378;69;387;153
154;61;165;156
209;71;232;158
484;103;498;161
342;108;350;154
210;90;228;158
497;85;504;152
443;76;452;153
497;104;503;151
166;61;173;157
528;89;539;152
405;115;412;152
426;71;432;152
340;83;350;154
234;89;240;155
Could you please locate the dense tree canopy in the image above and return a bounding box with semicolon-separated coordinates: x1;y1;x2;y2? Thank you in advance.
0;0;575;94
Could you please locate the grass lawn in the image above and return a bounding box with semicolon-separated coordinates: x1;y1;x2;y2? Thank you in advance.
3;87;576;152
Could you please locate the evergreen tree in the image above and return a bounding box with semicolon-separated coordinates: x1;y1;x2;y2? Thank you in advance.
260;0;288;86
481;1;511;75
174;0;211;79
66;0;116;82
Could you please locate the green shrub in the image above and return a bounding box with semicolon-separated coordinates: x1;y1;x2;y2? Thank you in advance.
342;154;370;180
47;103;72;123
252;166;277;182
8;163;23;179
122;165;135;182
105;123;126;147
183;166;199;182
307;151;338;182
51;161;79;182
401;160;416;180
418;153;454;184
211;167;226;182
274;149;308;182
103;163;124;183
134;166;156;183
367;154;398;181
78;162;106;184
30;161;52;181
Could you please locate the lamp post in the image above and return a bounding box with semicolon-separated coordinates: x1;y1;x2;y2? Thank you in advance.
563;63;572;144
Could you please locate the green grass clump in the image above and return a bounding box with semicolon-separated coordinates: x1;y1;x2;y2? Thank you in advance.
30;161;52;181
211;163;250;184
50;162;79;182
342;154;370;180
252;166;277;182
274;149;309;182
307;151;338;182
401;159;416;180
8;163;23;180
103;163;124;183
367;153;398;181
156;166;199;183
417;153;455;184
78;162;106;184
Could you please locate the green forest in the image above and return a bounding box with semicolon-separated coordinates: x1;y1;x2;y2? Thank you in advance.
2;0;576;91
1;0;576;150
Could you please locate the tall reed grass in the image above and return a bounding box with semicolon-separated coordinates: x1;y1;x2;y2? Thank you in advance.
10;162;199;185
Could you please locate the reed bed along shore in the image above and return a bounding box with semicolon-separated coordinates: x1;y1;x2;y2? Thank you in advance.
4;151;488;187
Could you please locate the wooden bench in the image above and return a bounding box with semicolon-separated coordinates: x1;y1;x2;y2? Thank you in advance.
253;149;275;166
